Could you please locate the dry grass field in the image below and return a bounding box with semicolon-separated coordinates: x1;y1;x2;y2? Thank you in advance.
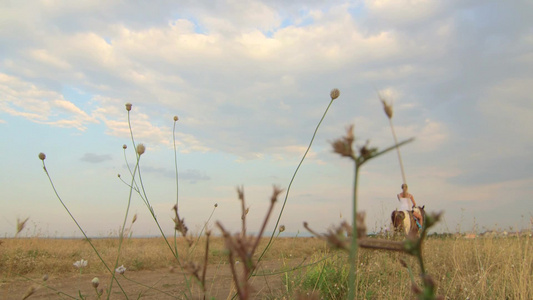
1;234;531;299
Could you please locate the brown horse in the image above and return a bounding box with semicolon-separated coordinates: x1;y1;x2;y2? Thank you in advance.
391;206;425;236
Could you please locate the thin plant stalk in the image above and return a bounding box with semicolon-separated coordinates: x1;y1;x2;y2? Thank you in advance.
347;165;360;300
136;161;193;299
389;118;407;184
257;97;335;262
108;156;139;295
40;162;129;299
173;118;179;208
17;274;78;299
173;118;180;255
124;108;192;299
379;93;407;184
188;204;217;256
328;123;413;300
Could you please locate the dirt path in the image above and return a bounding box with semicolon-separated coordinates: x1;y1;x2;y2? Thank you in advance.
3;260;293;299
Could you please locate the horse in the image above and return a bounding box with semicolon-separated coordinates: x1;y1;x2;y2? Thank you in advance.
391;206;425;236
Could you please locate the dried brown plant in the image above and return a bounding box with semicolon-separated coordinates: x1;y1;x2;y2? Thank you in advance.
216;185;284;300
172;204;193;247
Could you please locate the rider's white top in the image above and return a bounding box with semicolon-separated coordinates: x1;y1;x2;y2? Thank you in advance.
398;197;411;211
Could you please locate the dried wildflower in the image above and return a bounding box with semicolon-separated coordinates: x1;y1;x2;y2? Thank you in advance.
330;88;340;100
73;259;88;268
115;265;126;275
173;115;179;121
38;152;46;160
172;204;188;237
279;225;286;233
125;103;132;111
136;143;145;155
91;277;100;288
123;144;127;149
331;125;355;158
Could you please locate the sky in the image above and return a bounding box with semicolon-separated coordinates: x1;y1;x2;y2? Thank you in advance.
1;0;532;238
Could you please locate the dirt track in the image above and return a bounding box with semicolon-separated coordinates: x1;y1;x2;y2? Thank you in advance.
3;260;288;300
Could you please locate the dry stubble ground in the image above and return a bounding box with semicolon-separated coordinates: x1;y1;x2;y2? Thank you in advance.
1;237;322;299
1;235;532;299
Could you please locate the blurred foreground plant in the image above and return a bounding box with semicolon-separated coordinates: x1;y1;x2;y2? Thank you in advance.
330;124;413;299
217;185;284;299
304;120;445;299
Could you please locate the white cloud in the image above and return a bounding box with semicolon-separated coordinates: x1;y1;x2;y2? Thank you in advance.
0;73;96;129
364;0;443;25
29;49;71;70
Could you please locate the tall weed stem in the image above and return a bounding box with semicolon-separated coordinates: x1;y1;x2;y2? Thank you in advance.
173;118;180;255
347;165;360;300
258;95;336;262
40;161;128;299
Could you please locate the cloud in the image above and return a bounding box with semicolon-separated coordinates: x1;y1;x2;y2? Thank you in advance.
181;169;211;183
80;153;112;163
0;73;98;130
140;166;210;184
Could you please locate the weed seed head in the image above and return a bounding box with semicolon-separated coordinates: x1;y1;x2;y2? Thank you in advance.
123;144;127;149
38;152;46;160
379;94;393;119
174;115;179;121
214;203;218;208
330;88;340;100
125;103;132;111
136;143;146;155
132;214;137;224
91;277;100;288
42;274;49;282
115;265;127;275
279;225;286;233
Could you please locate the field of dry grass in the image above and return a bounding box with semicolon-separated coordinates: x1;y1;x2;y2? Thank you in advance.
1;234;531;299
